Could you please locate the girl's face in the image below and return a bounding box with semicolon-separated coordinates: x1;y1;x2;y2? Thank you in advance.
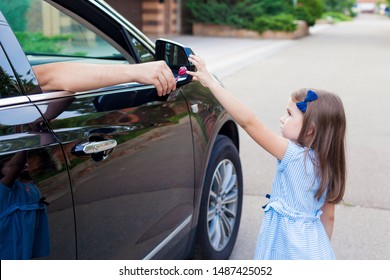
280;98;304;142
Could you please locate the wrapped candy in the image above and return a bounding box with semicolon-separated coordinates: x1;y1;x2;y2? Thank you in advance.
178;66;187;76
176;66;187;81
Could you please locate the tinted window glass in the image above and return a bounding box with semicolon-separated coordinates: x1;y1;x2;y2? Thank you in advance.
1;0;124;60
0;46;22;98
131;37;154;63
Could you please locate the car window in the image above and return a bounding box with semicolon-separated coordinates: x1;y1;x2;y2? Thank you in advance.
131;37;154;63
0;0;124;60
0;46;23;98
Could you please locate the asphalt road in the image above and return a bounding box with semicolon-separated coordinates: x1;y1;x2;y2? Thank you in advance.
166;13;390;260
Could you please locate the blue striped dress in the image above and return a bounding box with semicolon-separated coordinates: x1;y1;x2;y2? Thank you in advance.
254;141;335;260
0;179;50;259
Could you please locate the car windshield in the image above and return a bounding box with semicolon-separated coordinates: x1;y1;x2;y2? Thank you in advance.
0;0;124;60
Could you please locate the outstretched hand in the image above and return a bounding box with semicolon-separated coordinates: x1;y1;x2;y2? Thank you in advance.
186;55;215;89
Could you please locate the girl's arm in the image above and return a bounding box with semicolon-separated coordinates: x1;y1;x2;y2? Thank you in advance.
187;55;287;160
320;202;335;240
33;61;176;96
1;151;27;187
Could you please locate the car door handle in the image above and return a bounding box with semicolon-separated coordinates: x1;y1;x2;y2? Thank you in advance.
82;139;117;154
72;139;117;156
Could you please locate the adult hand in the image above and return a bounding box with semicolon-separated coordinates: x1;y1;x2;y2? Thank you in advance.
133;61;176;96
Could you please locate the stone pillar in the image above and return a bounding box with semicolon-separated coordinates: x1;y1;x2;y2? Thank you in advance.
142;0;178;35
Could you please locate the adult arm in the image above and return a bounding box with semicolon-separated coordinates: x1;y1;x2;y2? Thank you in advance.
320;202;335;240
33;61;176;96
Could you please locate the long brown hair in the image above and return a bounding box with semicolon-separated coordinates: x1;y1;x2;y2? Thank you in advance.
292;88;346;204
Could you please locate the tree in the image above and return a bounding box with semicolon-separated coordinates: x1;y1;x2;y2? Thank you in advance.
322;0;355;13
295;0;324;26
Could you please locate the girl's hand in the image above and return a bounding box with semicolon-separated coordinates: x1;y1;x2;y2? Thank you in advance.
186;55;215;88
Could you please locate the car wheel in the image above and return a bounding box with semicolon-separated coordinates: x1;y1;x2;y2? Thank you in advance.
195;135;243;259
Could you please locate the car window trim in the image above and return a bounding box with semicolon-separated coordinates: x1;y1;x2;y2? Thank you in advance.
0;95;31;108
90;0;155;54
0;11;41;95
46;0;134;64
26;82;156;103
47;0;148;64
0;45;24;97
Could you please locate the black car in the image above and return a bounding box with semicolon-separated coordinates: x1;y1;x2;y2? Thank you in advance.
0;0;243;259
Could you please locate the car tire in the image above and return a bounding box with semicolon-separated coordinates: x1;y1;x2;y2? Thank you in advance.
195;135;243;259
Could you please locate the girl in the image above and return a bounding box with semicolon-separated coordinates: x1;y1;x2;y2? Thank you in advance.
187;54;346;260
0;151;50;259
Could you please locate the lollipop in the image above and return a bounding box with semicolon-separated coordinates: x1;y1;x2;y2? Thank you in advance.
176;66;187;81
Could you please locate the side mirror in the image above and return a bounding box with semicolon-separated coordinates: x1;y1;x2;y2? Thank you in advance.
155;38;195;84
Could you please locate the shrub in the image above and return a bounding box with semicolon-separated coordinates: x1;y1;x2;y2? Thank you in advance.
185;0;232;25
226;0;265;29
323;0;355;13
14;32;72;54
294;0;324;26
251;14;297;33
260;0;295;15
322;11;352;22
186;0;297;33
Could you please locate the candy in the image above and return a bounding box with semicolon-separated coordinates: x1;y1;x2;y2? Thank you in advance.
178;66;187;77
176;66;187;82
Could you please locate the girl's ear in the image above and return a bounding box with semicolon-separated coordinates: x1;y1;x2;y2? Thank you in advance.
306;123;315;137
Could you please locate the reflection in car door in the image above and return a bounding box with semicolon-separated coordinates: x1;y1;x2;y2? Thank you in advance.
1;3;195;259
0;14;76;260
40;84;195;259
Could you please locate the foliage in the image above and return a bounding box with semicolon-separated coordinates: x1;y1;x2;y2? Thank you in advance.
260;0;294;15
186;0;327;32
251;14;297;33
322;11;352;22
323;0;353;12
186;0;266;28
14;32;72;54
185;0;232;25
0;67;19;98
186;0;297;32
322;0;356;16
295;0;324;26
226;0;265;29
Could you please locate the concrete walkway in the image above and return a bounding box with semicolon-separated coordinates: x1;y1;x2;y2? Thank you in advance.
151;25;329;79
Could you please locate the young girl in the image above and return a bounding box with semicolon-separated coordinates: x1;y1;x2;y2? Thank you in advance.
0;151;50;259
187;54;346;260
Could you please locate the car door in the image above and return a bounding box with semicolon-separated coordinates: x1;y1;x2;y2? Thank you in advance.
1;0;195;259
51;82;195;260
0;12;76;259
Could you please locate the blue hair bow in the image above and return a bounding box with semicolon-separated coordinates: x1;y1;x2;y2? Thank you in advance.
296;90;318;113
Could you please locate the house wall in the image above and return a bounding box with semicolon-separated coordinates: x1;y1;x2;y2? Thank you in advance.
105;0;182;35
355;0;384;13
